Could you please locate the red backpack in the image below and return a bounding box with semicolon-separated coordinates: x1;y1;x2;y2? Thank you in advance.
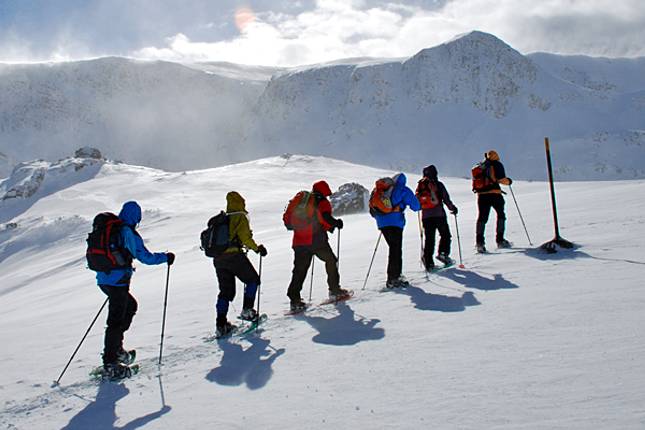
369;177;399;217
86;212;131;272
471;160;495;193
416;179;440;209
283;191;316;230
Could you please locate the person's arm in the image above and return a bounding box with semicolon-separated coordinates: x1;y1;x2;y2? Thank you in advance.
316;199;336;231
122;227;168;265
404;187;421;211
494;162;512;185
232;214;260;252
440;182;457;213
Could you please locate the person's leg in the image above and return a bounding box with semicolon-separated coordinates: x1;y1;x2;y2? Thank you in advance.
214;260;236;326
99;285;131;365
313;242;341;293
492;195;507;243
476;194;493;245
437;216;452;256
381;226;403;282
422;217;438;269
287;247;313;303
230;253;261;310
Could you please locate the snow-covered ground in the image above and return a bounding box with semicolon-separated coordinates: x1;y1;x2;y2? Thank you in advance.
1;155;644;429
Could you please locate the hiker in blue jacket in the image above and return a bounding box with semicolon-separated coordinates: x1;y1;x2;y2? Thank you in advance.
373;173;421;288
96;201;175;379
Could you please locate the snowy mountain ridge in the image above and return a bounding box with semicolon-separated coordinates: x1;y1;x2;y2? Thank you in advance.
1;31;644;180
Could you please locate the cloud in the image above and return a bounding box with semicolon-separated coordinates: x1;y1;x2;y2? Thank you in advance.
130;0;645;66
2;0;644;64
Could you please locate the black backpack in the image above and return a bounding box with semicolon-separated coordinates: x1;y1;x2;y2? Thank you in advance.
200;211;230;257
86;212;132;272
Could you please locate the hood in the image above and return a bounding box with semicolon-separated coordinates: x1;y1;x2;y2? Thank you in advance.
226;191;247;213
486;150;500;161
312;180;332;197
392;173;407;187
423;165;438;180
118;201;142;226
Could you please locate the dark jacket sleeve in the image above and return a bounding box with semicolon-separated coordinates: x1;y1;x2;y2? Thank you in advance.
439;182;456;212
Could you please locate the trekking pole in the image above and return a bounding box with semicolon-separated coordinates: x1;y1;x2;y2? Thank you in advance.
158;264;171;366
256;256;263;318
453;214;465;269
53;298;108;386
508;184;533;246
362;232;382;290
308;258;315;302
417;212;425;267
336;229;341;271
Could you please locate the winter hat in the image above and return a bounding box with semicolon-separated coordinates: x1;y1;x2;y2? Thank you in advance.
423;165;438;180
312;180;332;197
486;150;500;161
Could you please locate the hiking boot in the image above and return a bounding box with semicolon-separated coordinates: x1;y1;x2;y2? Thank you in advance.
328;288;350;300
396;276;410;288
385;279;398;289
215;321;236;338
290;300;308;313
425;262;435;272
476;243;487;254
116;348;135;365
240;308;259;322
103;363;132;381
436;253;454;266
496;239;512;249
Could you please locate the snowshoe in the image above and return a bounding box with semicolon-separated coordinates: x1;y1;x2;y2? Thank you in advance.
496;239;512;249
91;363;139;381
116;349;136;365
239;308;259;322
215;321;237;338
321;289;354;306
288;300;308;314
476;244;487;254
436;253;454;266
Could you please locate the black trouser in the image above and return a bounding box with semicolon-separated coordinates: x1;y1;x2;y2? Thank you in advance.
381;226;403;282
99;285;138;365
423;216;451;265
476;193;506;244
287;242;340;303
214;252;261;323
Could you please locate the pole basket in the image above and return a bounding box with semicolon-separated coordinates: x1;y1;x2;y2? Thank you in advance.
540;236;574;254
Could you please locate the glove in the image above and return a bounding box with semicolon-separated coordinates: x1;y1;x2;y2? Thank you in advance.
335;218;344;230
166;252;175;266
451;207;458;215
507;178;513;185
257;245;268;257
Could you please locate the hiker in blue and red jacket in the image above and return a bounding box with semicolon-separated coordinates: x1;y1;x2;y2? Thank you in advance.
372;173;421;288
96;201;174;380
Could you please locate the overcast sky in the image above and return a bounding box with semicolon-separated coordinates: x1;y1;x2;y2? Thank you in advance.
1;0;643;65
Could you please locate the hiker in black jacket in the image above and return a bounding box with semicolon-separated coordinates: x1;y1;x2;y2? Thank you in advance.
416;165;458;271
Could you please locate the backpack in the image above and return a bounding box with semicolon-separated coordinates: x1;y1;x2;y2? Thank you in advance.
471;160;495;193
369;177;399;217
416;179;440;209
86;212;131;272
200;211;230;258
283;191;316;230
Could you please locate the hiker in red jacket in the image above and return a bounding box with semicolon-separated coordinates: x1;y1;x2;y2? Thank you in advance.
284;180;348;312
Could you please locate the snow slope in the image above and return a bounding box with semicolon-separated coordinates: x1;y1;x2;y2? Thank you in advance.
1;155;644;429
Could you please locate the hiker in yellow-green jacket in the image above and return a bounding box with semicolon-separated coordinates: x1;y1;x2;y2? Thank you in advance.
213;191;267;337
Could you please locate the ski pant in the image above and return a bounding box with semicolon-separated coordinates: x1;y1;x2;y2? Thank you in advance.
423;216;451;265
287;242;340;303
381;226;403;282
213;252;260;324
476;193;506;244
99;284;138;365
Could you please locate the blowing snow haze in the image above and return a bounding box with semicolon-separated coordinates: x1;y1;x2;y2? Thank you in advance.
1;31;644;180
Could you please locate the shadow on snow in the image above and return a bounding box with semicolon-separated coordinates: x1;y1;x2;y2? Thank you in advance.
62;381;170;430
206;335;284;390
300;301;385;346
437;268;520;291
396;285;480;312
